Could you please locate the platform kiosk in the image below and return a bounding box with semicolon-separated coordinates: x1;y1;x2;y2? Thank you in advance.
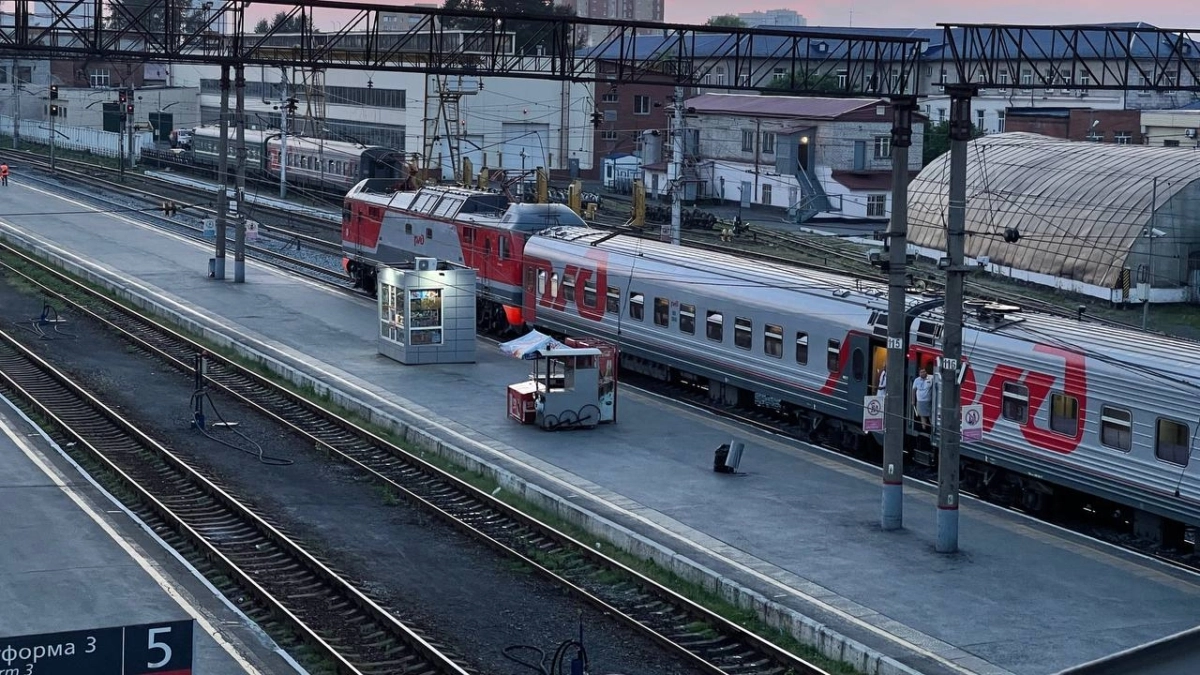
377;258;476;365
502;332;610;431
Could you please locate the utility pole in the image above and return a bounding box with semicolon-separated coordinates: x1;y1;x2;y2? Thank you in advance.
127;88;136;171
279;69;289;199
937;84;976;554
11;58;18;149
233;65;247;283
668;85;684;245
1143;177;1158;330
881;95;916;531
213;65;229;280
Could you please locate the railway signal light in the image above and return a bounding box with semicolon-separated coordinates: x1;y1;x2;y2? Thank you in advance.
49;104;59;117
126;103;134;115
49;85;58;100
591;111;603;128
118;89;127;104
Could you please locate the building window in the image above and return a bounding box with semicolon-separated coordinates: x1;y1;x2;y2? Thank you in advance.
679;304;695;334
998;70;1009;92
866;194;886;217
633;95;651;115
761;131;776;155
976;109;986;130
1156;418;1190;466
760;183;771;205
1115;131;1132;145
1100;406;1132;452
996;111;1005;132
1002;382;1029;424
1050;393;1079;436
1164;139;1181;147
89;69;110;88
795;332;808;364
601;130;618;141
873;135;892;159
601;91;618;103
1087;130;1104;142
937;108;947;122
741;129;755;153
1020;69;1032;90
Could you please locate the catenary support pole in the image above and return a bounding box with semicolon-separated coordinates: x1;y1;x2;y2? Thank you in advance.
234;65;247;283
669;85;684;245
881;95;916;531
279;69;289;199
937;84;976;554
213;65;229;280
1143;176;1158;330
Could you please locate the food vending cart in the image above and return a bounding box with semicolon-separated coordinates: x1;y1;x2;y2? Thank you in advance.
501;332;617;431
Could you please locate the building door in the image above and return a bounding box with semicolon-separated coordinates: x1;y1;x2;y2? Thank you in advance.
798;141;810;172
761;183;772;205
853;141;866;170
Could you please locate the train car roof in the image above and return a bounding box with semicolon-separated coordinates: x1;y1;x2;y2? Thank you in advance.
347;182;585;232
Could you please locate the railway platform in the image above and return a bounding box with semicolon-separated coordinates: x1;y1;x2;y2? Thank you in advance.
3;178;1200;675
0;397;303;675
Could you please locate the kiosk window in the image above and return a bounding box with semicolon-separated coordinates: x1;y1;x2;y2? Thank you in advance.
679;304;696;334
706;312;723;342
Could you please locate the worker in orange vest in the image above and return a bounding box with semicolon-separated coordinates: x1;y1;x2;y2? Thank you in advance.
0;163;8;186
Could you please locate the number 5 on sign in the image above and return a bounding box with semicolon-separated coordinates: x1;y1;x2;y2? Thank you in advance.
124;620;194;675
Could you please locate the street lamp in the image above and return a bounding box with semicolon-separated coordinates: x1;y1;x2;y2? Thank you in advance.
1141;226;1166;330
519;148;527;202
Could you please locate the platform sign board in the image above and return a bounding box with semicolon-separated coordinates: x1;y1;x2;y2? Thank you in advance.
863;395;884;432
962;404;983;442
0;620;193;675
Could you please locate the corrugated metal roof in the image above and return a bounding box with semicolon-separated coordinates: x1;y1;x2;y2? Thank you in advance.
907;132;1200;288
685;93;882;119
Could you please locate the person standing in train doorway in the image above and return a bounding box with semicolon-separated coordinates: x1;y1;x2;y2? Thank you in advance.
1;163;9;186
912;366;933;433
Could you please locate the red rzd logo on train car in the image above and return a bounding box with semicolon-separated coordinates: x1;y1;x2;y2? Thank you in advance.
537;250;609;322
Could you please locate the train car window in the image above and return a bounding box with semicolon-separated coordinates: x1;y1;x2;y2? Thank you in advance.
733;318;752;350
537;270;547;296
1050;394;1080;435
629;293;644;321
550;273;560;298
706;312;723;342
915;320;942;346
1100;406;1133;452
679;304;696;334
851;348;865;381
1155;419;1190;466
764;325;783;357
463;227;475;245
498;236;509;261
606;287;620;314
826;339;840;372
654;298;670;327
795;332;809;364
563;274;576;303
583;278;597;308
405;222;413;235
1002;383;1029;424
426;227;434;239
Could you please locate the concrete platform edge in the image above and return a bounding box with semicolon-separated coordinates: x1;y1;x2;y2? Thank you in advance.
0;229;924;675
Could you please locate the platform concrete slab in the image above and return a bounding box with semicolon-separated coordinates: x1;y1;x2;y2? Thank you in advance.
3;179;1200;675
0;398;301;675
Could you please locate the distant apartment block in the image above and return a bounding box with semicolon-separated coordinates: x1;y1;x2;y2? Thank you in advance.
558;0;664;47
737;9;806;27
379;4;440;31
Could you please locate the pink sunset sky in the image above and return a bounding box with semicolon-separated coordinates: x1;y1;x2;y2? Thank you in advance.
667;0;1190;29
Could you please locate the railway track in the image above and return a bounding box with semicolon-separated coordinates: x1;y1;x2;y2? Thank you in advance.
0;328;473;675
0;243;834;674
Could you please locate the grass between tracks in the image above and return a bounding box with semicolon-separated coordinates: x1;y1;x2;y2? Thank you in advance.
0;248;866;675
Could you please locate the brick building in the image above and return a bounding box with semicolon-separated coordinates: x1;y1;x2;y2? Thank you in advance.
1004;107;1146;144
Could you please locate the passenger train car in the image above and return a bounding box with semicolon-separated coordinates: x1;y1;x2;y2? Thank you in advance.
186;127;408;193
342;178;1200;546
